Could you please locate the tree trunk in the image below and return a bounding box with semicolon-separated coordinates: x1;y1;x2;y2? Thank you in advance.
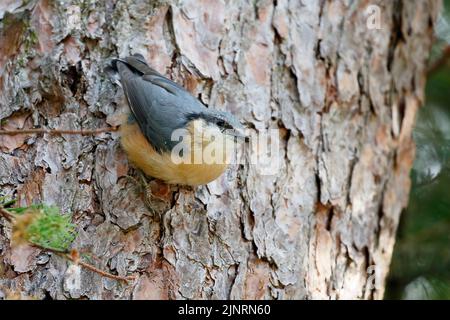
0;0;440;300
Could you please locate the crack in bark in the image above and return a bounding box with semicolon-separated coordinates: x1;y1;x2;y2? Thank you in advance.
387;0;405;72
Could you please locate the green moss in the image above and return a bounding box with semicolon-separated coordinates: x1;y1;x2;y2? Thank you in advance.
10;204;77;252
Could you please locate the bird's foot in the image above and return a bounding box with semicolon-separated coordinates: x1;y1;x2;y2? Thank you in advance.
124;172;171;215
140;180;170;215
123;175;142;192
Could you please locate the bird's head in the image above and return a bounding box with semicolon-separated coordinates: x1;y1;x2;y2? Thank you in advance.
185;109;248;143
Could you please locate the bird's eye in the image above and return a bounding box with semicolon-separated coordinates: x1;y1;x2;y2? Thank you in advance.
216;120;225;127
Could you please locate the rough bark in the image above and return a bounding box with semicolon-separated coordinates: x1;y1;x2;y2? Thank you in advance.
0;0;440;300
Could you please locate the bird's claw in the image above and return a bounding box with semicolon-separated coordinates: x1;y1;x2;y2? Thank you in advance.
123;172;171;216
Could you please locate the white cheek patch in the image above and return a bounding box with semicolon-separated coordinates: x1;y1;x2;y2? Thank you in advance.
169;120;238;165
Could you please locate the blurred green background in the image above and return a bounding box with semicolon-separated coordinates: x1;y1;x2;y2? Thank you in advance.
385;0;450;300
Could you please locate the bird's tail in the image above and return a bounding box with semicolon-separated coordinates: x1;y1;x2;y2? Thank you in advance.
104;62;122;87
105;54;155;75
104;53;164;86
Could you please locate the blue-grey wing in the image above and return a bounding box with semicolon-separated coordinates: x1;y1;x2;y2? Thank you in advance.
115;58;204;152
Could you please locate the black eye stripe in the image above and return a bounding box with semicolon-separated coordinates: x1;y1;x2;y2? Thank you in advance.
185;112;233;129
217;119;233;129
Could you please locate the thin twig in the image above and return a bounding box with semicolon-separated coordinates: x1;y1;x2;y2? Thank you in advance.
0;127;119;136
74;259;136;282
29;244;135;283
0;206;15;223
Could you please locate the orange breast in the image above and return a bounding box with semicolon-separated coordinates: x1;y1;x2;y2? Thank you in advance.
120;121;230;186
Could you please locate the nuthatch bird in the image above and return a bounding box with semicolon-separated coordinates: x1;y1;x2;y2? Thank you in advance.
106;54;246;186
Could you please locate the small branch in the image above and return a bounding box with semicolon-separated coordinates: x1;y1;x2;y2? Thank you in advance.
0;206;15;223
74;258;136;282
29;244;135;283
428;45;450;75
2;204;134;283
0;127;119;136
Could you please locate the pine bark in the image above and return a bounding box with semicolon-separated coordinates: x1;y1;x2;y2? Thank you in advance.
0;0;440;299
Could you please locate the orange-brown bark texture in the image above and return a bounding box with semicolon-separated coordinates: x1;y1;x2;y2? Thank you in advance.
0;0;440;299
